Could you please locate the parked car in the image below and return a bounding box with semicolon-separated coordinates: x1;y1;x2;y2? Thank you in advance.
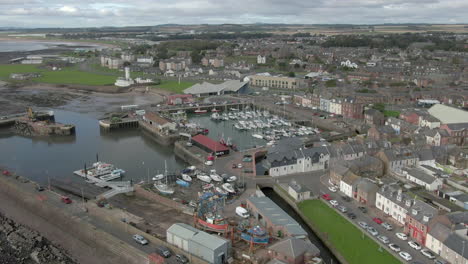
329;200;338;207
377;235;390;244
61;196;72;204
328;186;337;192
337;206;347;213
367;227;378;236
341;196;351;202
408;241;422;250
434;259;447;264
399;251;412;261
155;246;171;258
321;194;332;201
232;163;238;169
132;234;148;245
388;243;401;252
420;249;436;259
35;185;45;192
396;232;408;241
381;222;393;231
347;212;356;219
358;206;367;213
372;217;383;224
237;163;243;169
176;254;189;263
358;221;369;229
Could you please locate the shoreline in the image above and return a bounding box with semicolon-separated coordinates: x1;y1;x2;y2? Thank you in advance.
0;37;118;49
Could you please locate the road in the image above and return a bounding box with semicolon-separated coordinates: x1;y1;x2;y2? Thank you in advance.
308;172;441;264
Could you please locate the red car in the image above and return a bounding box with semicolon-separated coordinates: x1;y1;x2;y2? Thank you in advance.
372;217;383;224
321;194;332;201
61;196;72;204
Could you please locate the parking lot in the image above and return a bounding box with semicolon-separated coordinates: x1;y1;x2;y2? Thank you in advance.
321;177;445;264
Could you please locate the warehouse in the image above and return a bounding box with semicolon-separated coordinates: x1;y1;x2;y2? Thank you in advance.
183;80;249;97
191;134;229;156
167;223;230;264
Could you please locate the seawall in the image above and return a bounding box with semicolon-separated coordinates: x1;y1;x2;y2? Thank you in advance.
139;120;179;146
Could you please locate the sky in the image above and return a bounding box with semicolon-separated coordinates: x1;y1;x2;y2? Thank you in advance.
0;0;467;28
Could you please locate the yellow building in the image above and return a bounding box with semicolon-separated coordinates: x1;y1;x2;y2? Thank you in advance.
250;75;298;89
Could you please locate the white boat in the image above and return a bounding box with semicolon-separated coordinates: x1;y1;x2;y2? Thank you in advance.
188;166;196;171
252;134;263;139
205;160;213;166
197;174;212;183
211;112;221;120
227;176;237;182
154;160;174;195
154;183;175;195
100;171;121;181
182;173;192;182
203;183;214;190
222;183;235;193
210;173;223;182
215;187;228;195
152;174;164;181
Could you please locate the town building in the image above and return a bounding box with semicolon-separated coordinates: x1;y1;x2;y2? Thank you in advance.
166;223;230;264
191;135;229;156
404;199;438;245
364;109;385;126
376;148;419;174
250;74;299;89
376;185;412;225
257;55;267;64
341;98;364;119
402;167;443;191
267;238;320;264
184;80;249;97
355;179;378;206
287;181;311;202
427;104;468;125
142;112;176;134
440;123;468;146
100;56;123;69
247;196;308;239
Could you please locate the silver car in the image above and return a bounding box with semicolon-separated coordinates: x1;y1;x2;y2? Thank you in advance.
367;227;378;236
377;235;389;244
133;234;148;245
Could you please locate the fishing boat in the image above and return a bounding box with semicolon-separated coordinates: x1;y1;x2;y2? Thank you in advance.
211;108;220;112
194;109;208;114
154;161;174;195
211;112;221;121
99;170;121;181
227;176;237;182
197;174;212;183
176;179;190;187
222;183;235;193
240;225;270;244
202;183;214;190
198;212;228;232
112;168;126;175
152;174;164;181
181;173;192;182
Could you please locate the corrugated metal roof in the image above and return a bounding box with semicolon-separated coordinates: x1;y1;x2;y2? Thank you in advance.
192;134;229;152
167;223;199;240
191;230;228;250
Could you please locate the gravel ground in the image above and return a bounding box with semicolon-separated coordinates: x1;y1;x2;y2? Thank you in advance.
0;213;78;264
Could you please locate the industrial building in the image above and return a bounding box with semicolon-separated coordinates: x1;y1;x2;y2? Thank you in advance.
167;223;230;264
246;196;308;239
191;134;229;156
183;80;249;97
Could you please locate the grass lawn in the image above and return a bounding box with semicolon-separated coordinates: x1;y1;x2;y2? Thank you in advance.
224;55;258;64
0;64;116;86
298;200;401;264
383;110;401;118
151;80;196;93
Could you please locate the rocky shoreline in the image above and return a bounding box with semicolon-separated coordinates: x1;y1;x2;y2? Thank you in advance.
0;213;78;264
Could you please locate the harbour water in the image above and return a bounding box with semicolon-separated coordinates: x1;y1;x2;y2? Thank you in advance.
0;110;186;184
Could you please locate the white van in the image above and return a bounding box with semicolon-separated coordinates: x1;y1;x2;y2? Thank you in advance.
236;206;249;218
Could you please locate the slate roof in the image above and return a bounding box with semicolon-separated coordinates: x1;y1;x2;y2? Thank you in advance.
444;233;468;259
267;146;329;167
403;167;439;185
268;238;320;258
446;122;468;131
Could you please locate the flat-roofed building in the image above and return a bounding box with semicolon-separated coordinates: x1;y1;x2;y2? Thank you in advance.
250;74;298;89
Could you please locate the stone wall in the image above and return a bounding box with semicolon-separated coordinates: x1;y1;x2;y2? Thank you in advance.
174;141;205;166
139;121;179;146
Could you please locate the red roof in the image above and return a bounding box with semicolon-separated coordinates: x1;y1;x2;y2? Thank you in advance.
192;134;229;152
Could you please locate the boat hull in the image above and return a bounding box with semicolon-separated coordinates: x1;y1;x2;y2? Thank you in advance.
240;233;269;244
197;218;228;232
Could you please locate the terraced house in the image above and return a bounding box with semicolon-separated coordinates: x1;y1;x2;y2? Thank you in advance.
265;146;330;177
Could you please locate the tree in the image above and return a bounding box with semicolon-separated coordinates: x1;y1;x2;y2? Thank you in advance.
288;72;296;77
191;50;202;64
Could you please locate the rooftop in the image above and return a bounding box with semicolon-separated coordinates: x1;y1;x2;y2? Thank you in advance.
428;104;468;124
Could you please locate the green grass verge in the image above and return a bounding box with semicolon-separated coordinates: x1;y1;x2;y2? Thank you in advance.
150;80;196;93
0;64;116;86
383;110;401;118
298;200;401;264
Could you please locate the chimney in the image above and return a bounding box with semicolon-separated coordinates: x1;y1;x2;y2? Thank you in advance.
412;207;421;216
405;199;412;207
423;214;432;223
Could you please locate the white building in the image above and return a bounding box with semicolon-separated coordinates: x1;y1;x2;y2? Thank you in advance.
375;186;410;225
341;60;358;69
339;172;360;198
266;146;330;177
287;181;311;202
329;99;342;115
402;167;443;191
257;55;266;64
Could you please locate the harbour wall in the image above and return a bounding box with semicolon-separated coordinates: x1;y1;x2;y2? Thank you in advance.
139;120;179;146
0;174;148;264
173;141;205;166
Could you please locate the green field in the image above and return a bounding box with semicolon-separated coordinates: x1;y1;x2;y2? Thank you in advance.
298;200;401;264
0;64;116;86
150;80;196;93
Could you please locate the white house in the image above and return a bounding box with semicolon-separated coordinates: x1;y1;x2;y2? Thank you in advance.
419;115;441;129
287;181;311;202
402;167;443;191
267;146;330;177
257;55;266;64
341;60;358;69
339;172;360;198
329;99;342;115
376;186;410;225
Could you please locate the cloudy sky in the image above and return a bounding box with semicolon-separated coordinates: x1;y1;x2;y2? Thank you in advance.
0;0;467;28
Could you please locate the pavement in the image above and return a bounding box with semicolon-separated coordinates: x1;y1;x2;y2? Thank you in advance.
313;173;440;264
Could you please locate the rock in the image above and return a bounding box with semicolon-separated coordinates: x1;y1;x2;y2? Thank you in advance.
30;250;41;264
